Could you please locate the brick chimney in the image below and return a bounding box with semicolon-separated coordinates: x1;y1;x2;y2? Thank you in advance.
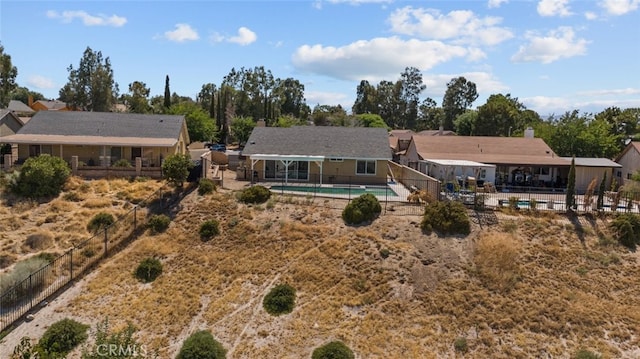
28;95;33;107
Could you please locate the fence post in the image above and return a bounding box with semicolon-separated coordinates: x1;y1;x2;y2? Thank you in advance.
29;274;33;310
70;249;73;281
104;227;108;258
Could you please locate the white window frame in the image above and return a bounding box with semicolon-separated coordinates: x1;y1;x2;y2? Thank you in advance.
356;160;376;175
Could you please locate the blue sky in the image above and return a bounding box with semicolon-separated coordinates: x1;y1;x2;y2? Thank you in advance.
1;0;639;117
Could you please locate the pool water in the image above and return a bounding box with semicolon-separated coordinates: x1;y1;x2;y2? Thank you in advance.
270;185;397;197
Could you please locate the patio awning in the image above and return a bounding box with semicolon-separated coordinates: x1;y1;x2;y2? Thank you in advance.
0;134;178;147
249;154;325;162
424;159;496;168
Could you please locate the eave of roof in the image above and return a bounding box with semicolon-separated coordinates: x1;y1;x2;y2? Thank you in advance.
0;134;177;147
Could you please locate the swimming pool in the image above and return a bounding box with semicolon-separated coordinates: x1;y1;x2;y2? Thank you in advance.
270;185;398;197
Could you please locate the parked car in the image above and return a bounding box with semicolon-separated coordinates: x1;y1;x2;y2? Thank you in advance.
208;143;227;152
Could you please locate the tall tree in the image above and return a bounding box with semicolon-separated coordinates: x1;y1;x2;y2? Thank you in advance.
0;44;18;108
475;94;525;136
59;47;118;111
197;83;217;116
352;80;378;115
453;110;478;136
274;77;306;119
442;76;479;131
164;75;171;109
125;81;151;113
168;101;216;143
416;98;443;131
398;67;426;129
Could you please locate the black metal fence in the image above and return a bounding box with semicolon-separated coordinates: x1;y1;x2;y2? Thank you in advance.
0;186;168;333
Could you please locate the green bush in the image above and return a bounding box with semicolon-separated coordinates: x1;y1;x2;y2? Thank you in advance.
82;318;142;358
36;318;88;358
239;185;271;204
176;330;226;359
341;193;381;225
454;337;468;353
12;154;71;198
311;341;354;359
263;284;296;316
199;219;220;241
609;213;640;249
87;212;115;233
198;178;216;195
575;349;602;359
162;154;194;187
148;214;171;233
112;158;132;168
135;257;163;283
421;201;470;235
379;248;390;259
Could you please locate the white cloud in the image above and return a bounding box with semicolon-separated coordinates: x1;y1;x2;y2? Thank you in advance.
228;27;257;45
210;27;257;46
292;37;470;82
488;0;509;8
537;0;573;17
584;11;598;20
599;0;640;15
511;27;588;64
27;75;55;89
577;88;640;96
46;10;126;27
163;24;199;42
387;7;513;46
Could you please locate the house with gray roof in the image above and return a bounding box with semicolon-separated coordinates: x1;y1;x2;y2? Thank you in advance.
0;109;25;167
8;100;36;115
241;126;392;185
1;111;189;177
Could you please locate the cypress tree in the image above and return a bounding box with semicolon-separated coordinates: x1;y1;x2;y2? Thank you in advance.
565;157;576;211
163;75;171;108
597;171;607;210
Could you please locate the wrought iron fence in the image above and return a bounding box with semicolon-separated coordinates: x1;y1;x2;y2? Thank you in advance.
0;186;167;333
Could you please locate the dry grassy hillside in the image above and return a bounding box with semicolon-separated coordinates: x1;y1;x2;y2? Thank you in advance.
2;179;640;358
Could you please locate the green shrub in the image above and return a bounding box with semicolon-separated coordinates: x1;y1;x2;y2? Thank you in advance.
311;341;354;359
87;212;115;233
421;201;470;235
575;349;602;359
12;154;71;198
239;185;271;204
112;158;133;168
342;193;381;225
36;318;88;358
135;257;163;283
263;284;296;316
148;214;171;234
176;330;226;359
82;318;142;358
162;154;194;187
609;213;640;249
453;337;468;353
199;219;220;241
0;256;50;307
198;178;216;195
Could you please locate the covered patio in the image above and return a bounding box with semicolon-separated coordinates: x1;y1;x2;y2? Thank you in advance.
248;154;325;185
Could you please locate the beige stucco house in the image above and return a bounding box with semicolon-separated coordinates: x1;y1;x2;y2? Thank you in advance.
1;111;189;178
615;141;640;186
241;126;392;185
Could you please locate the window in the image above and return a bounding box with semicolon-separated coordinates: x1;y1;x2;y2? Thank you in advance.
329;158;343;162
628;173;632;179
617;171;622;178
264;160;309;180
356;160;376;175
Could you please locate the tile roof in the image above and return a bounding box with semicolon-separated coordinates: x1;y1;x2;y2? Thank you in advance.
411;135;568;166
242;126;392;160
3;111;186;146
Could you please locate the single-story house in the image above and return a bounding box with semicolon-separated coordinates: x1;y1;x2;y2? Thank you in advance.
30;100;70;111
404;133;570;188
241;126;392;185
560;157;620;191
614;141;640;186
0;109;25;166
8;100;36;116
1;111;189;176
